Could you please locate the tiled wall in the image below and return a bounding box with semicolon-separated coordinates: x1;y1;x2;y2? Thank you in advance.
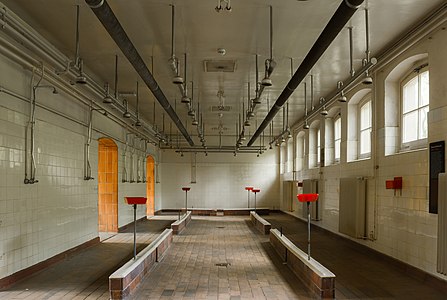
159;150;280;210
280;26;447;280
0;54;157;279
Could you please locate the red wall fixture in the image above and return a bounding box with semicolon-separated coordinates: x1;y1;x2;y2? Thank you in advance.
386;177;403;195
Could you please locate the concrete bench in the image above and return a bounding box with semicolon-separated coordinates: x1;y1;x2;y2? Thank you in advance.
270;229;335;299
109;229;173;300
170;211;192;234
250;211;271;234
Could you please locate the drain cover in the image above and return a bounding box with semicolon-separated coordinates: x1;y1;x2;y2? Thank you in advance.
216;226;225;229
215;262;231;267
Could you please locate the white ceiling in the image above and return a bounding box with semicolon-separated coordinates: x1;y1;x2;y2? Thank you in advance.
2;0;445;147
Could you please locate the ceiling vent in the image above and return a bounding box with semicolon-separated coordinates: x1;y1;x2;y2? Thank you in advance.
211;105;232;112
204;60;236;72
211;126;229;131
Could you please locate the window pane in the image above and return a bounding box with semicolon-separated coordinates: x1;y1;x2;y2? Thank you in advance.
360;101;371;130
403;77;418;113
420;71;429;107
334;118;341;140
360;129;371;154
317;129;320;163
335;140;340;160
403;111;418;143
419;106;428;139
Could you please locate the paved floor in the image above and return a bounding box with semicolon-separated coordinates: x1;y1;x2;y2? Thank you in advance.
263;213;447;300
131;216;312;300
0;218;172;300
1;213;445;299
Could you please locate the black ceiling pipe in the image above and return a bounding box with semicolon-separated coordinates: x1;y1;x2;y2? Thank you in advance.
248;0;364;146
85;0;194;146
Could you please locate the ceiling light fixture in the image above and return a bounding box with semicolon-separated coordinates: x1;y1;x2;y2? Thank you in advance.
103;83;113;104
336;81;347;102
303;120;310;129
123;99;131;118
338;91;347;103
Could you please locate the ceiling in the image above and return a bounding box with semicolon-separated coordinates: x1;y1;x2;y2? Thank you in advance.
2;0;445;148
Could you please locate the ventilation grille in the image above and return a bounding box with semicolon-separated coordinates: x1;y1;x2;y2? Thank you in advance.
211;126;228;131
204;60;236;72
211;105;232;112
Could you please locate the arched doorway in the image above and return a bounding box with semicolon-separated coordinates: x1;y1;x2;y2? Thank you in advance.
146;155;155;216
98;138;118;232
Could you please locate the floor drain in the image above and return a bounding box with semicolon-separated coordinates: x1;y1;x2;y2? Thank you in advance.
215;262;231;267
216;226;225;229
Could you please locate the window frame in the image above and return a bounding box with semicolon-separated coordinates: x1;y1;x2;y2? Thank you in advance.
334;115;341;163
400;63;429;151
316;128;321;166
358;95;372;159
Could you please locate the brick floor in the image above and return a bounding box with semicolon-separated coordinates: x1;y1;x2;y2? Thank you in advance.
0;218;172;300
2;213;444;299
263;213;447;300
131;216;312;300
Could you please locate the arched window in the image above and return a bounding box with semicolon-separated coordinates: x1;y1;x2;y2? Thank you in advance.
384;54;428;155
316;128;321;165
295;132;306;171
401;64;429;149
334;116;341;162
347;89;372;161
359;98;372;157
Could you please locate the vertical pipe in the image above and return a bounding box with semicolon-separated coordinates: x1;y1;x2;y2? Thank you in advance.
170;4;175;59
114;55;118;99
183;53;187;96
365;8;370;62
349;26;355;77
85;106;93;180
307;202;311;260
74;5;80;67
304;82;307;117
133;204;137;260
25;70;36;183
255;54;259;98
123;134;128;182
254;192;257;213
310;74;314;110
269;5;273;60
136;81;139;121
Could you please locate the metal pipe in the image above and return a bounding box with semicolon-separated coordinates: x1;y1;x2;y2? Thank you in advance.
248;0;364;146
0;12;159;142
269;5;273;60
24;69;35;183
28;65;45;184
129;136;135;183
304;82;307;117
0;85;142;150
302;58;376;123
114;55;119;99
74;5;80;67
85;0;194;146
85;104;93;180
349;26;355;77
122;134;128;182
365;8;370;62
170;4;175;59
